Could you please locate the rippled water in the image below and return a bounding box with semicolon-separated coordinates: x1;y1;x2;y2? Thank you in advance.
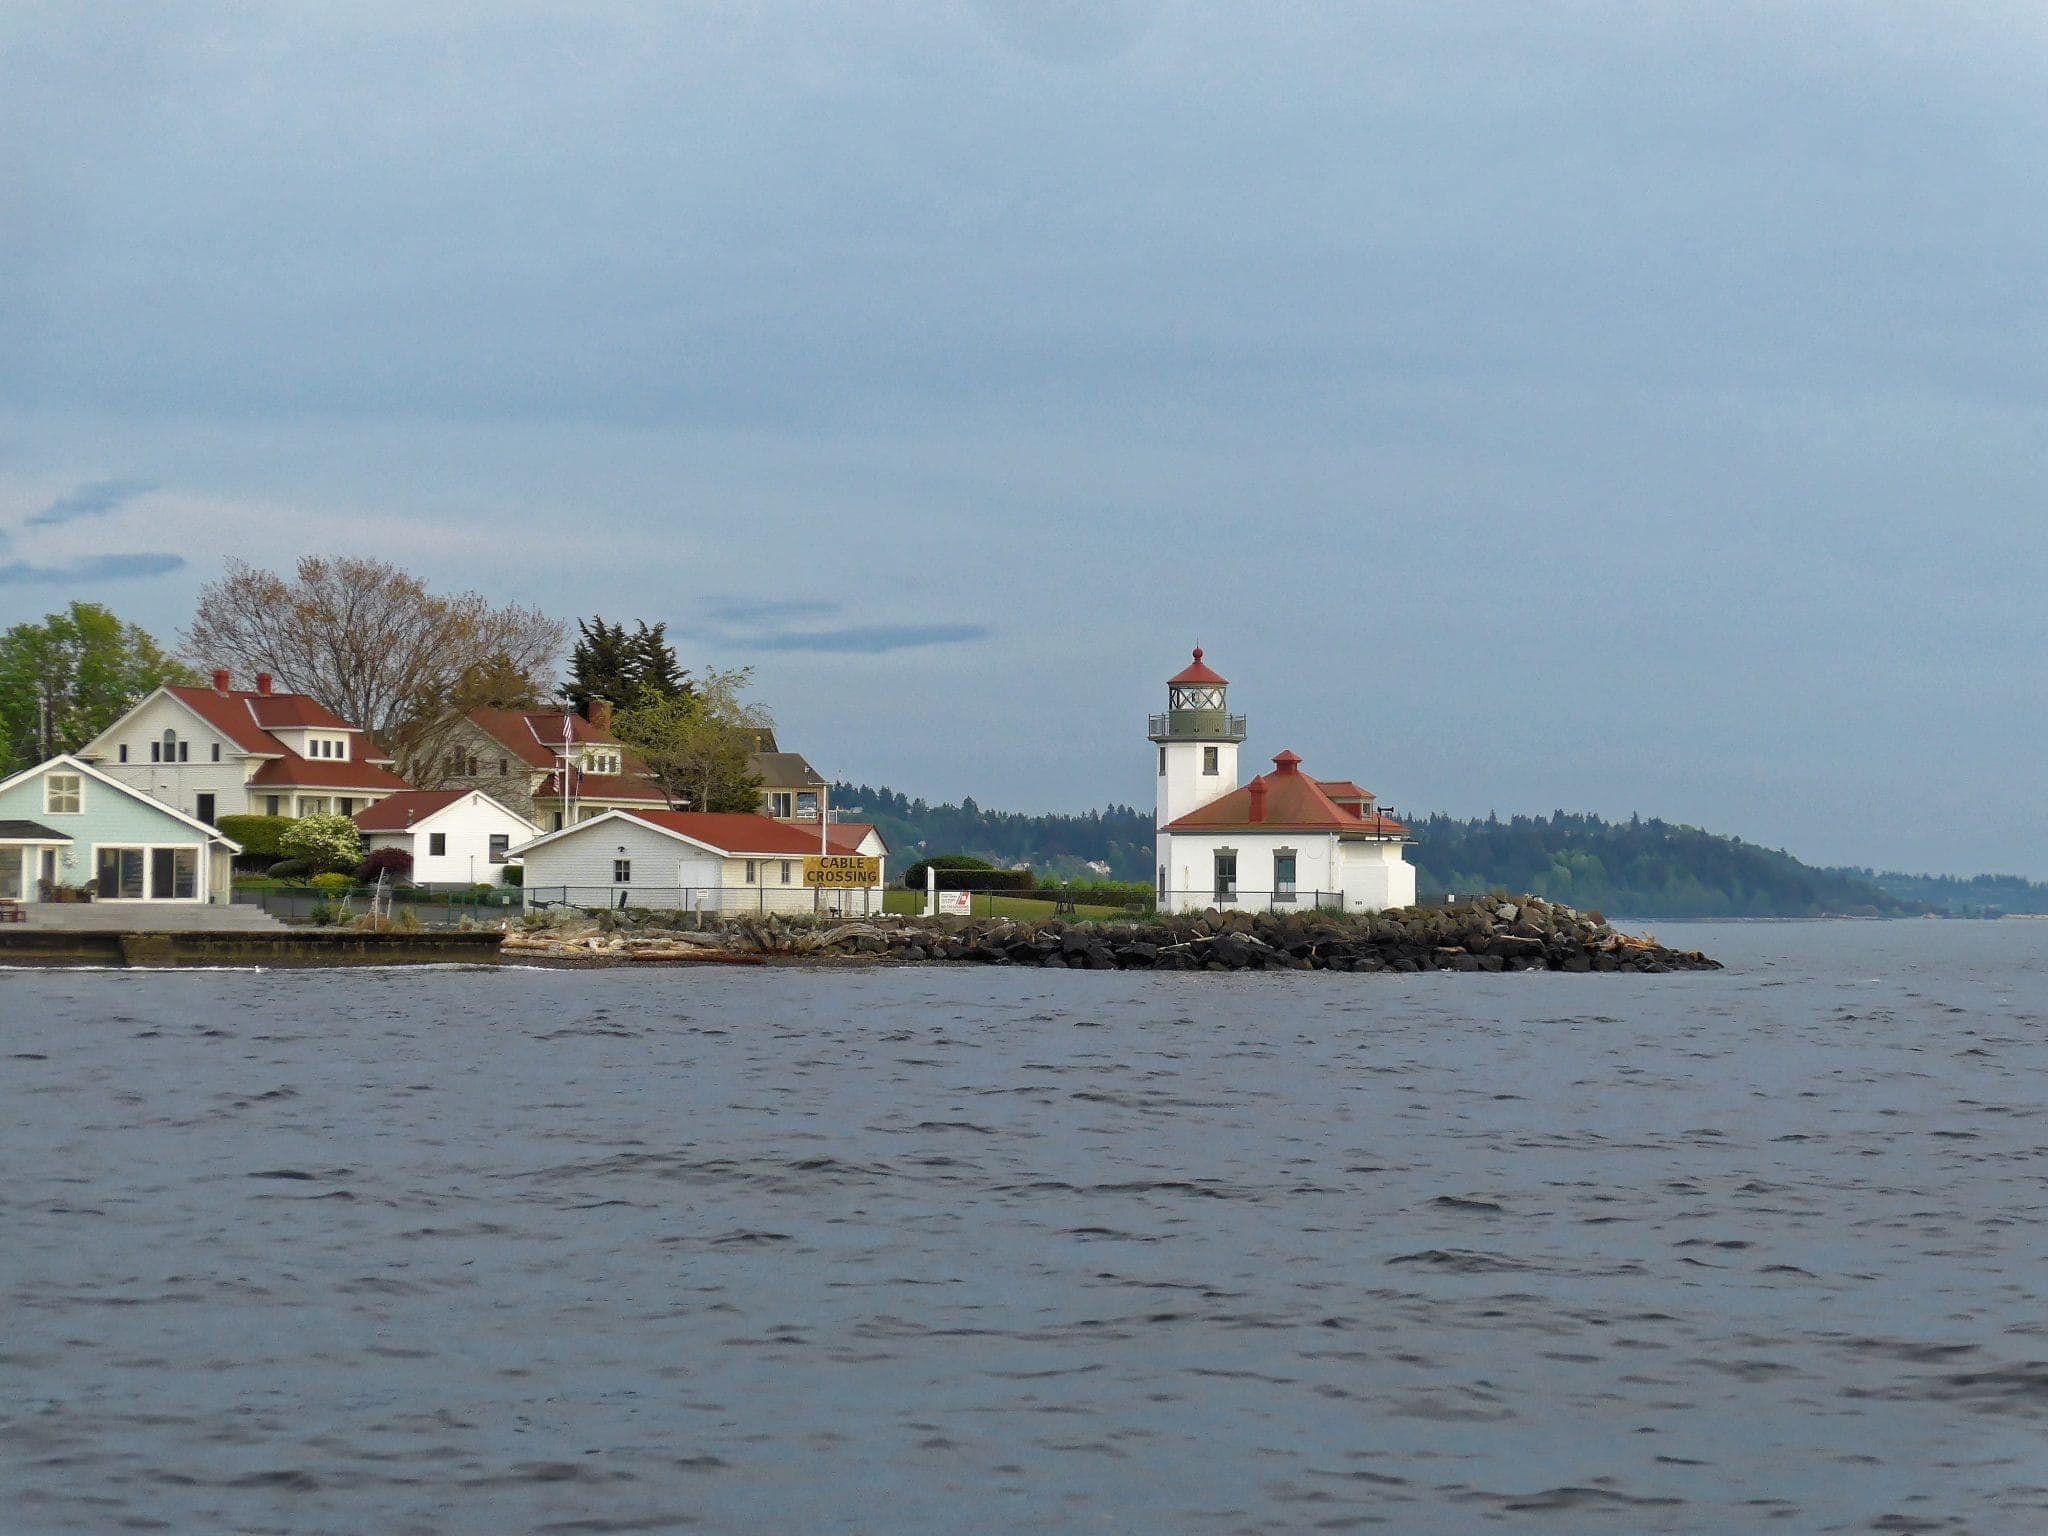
4;921;2046;1533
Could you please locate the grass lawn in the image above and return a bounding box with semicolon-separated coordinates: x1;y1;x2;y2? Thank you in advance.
879;889;1146;921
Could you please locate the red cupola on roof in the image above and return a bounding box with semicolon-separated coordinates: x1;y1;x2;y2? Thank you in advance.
1168;646;1227;687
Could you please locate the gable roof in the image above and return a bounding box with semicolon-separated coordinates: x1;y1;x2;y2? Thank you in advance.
513;808;879;860
467;707;650;766
354;788;538;834
535;770;668;805
1315;779;1375;803
1162;751;1409;839
0;755;242;851
750;750;824;788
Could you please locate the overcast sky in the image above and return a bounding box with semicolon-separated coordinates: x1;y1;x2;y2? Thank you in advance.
4;3;2045;877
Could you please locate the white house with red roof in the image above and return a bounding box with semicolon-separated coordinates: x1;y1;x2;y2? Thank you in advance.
1150;648;1415;914
354;789;539;888
511;809;889;912
77;670;411;827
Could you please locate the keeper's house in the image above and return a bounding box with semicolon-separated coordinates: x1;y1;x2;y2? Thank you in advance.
1151;648;1415;914
513;810;888;912
0;754;242;905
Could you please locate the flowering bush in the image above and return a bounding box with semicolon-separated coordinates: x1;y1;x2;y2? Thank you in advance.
278;814;363;875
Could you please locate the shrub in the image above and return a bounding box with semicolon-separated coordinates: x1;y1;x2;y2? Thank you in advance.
308;899;340;925
279;814;363;875
310;872;355;893
901;855;1032;892
216;814;292;859
265;859;311;881
501;863;524;888
358;847;414;884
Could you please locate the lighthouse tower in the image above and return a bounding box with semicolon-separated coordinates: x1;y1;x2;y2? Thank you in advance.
1150;647;1246;898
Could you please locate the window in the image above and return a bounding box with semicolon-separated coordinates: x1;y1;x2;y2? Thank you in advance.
498;758;508;776
196;793;216;825
119;744;129;763
97;847;144;899
337;799;354;817
467;756;479;776
488;834;509;865
1158;862;1167;898
795;791;819;820
780;860;792;885
179;740;189;762
613;858;631;883
1274;850;1298;901
1202;746;1219;776
298;796;329;816
211;743;221;763
1158;746;1166;775
1213;850;1238;901
45;773;82;815
552;812;565;831
150;741;160;763
745;859;758;884
429;832;447;857
162;728;177;762
151;847;198;899
770;791;794;818
265;796;282;816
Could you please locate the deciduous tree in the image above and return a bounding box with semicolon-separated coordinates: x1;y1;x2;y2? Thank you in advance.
184;557;562;784
614;667;767;813
0;602;195;773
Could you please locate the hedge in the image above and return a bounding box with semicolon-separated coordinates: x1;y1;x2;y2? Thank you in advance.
217;814;293;859
901;857;1034;892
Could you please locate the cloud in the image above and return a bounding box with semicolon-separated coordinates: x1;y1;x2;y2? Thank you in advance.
748;622;990;654
25;478;156;527
706;598;842;624
0;551;185;584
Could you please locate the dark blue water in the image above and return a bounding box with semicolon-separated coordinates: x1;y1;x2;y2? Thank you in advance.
4;921;2046;1533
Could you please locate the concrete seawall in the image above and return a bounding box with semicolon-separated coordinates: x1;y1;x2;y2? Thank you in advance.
0;929;505;968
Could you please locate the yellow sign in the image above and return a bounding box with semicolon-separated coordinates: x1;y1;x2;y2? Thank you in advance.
804;855;880;888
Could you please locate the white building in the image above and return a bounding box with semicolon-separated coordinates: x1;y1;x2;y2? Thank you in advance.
77;670;411;825
1151;648;1416;914
354;789;539;888
512;810;889;912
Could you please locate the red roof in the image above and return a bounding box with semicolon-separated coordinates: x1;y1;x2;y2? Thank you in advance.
536;771;669;805
247;694;356;731
1163;751;1410;837
1168;646;1228;686
247;754;412;791
352;789;469;831
468;708;650;772
1315;779;1375;803
163;684;372;752
825;821;887;855
623;812;867;856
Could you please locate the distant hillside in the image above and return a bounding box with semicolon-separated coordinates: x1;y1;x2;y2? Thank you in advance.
1824;868;2048;917
1408;812;1921;919
839;783;1934;917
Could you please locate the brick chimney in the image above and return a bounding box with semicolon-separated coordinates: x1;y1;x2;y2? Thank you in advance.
255;673;273;696
211;668;230;694
588;697;613;735
1248;776;1267;823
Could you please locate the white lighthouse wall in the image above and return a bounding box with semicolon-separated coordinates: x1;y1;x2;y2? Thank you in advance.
1339;840;1417;911
1155;739;1239;829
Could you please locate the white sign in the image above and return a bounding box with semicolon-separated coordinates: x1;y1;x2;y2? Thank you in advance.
938;890;972;915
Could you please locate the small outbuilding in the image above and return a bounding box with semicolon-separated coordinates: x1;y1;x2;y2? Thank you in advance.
354;789;540;887
512;810;889;912
0;754;241;905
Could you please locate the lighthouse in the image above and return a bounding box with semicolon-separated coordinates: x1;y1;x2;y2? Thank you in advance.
1149;647;1247;901
1148;646;1416;913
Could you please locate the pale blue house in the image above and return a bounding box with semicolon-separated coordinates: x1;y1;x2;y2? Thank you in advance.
0;755;241;905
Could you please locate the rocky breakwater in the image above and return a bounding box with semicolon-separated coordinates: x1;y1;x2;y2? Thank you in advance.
501;897;1718;972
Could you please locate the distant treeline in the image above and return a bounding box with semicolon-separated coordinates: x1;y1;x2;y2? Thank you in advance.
841;784;1971;918
1823;868;2048;917
1406;812;1921;919
833;783;1156;882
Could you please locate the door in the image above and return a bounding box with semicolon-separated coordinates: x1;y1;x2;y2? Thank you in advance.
39;848;57;890
0;849;22;901
196;792;216;825
97;847;145;899
147;847;199;899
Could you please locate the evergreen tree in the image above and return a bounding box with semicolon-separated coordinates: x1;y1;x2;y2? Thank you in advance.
559;616;693;714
